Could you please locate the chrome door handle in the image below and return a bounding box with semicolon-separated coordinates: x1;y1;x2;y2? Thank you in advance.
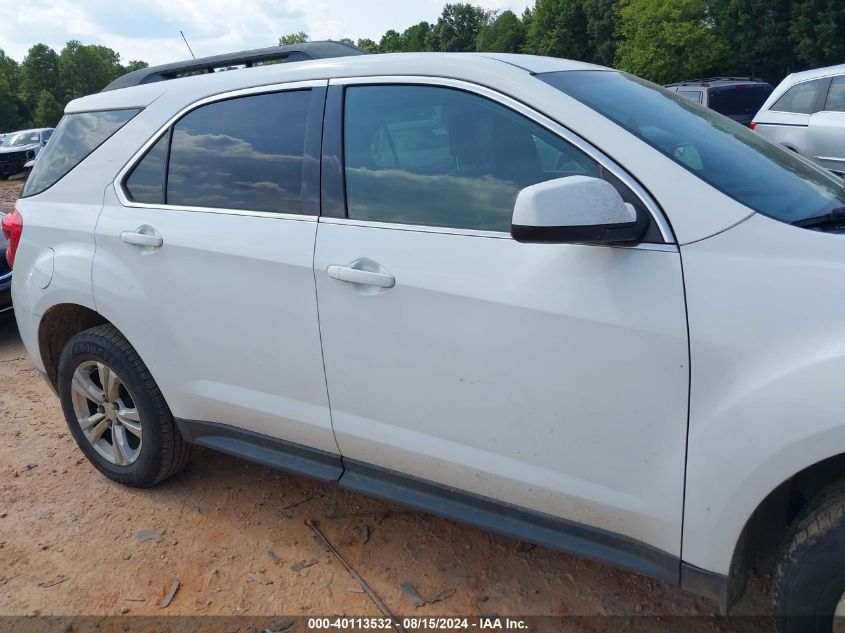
327;265;395;288
120;230;163;248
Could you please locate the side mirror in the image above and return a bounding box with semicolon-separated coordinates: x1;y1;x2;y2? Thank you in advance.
511;176;647;245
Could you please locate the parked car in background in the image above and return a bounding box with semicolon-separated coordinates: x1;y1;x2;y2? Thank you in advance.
752;63;845;176
0;128;54;179
0;224;11;316
665;77;773;126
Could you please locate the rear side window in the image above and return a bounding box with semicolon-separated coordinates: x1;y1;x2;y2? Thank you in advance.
23;109;139;197
769;78;828;114
343;85;650;233
708;85;772;116
165;90;310;213
825;76;845;112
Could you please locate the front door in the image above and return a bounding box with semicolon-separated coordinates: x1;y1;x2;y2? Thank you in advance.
314;80;689;557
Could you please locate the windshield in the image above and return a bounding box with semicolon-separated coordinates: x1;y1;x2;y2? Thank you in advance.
1;131;40;148
539;71;845;226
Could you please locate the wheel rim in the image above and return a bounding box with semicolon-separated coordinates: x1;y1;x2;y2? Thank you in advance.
70;360;142;466
834;592;845;633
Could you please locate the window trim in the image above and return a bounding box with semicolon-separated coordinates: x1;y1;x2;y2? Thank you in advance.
114;79;328;221
823;75;845;112
328;75;675;245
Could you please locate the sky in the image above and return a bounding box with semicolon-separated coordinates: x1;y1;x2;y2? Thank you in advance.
0;0;533;66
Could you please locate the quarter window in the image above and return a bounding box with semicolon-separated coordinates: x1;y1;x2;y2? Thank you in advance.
165;90;310;213
343;85;641;233
770;78;828;115
23;109;139;197
824;76;845;112
125;131;169;204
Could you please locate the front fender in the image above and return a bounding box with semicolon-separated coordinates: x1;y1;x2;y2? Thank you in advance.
681;212;845;575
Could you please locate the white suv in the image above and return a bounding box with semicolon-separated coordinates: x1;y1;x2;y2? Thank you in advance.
4;43;845;631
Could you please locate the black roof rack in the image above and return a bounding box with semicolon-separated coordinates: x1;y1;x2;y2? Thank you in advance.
101;41;368;92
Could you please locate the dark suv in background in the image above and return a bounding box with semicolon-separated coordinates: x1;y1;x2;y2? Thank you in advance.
664;77;773;126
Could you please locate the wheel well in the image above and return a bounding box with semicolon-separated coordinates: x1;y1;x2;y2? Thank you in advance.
728;452;845;607
38;304;109;387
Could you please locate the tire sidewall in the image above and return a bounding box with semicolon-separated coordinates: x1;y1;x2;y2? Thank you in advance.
58;332;165;487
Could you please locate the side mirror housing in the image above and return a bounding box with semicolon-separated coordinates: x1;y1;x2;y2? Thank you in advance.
511;176;647;245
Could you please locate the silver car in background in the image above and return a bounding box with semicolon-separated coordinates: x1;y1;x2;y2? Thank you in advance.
752;63;845;175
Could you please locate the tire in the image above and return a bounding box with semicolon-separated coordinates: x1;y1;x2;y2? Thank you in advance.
57;324;191;487
774;482;845;633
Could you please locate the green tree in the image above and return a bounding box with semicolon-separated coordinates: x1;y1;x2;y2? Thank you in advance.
428;3;492;52
401;21;433;51
527;0;591;61
379;29;405;52
0;77;27;131
122;60;149;74
19;44;60;110
338;37;356;45
710;0;796;83
583;0;618;65
356;38;379;52
476;10;526;52
59;41;124;101
0;49;21;94
790;0;845;70
614;0;729;83
279;32;309;45
33;90;63;127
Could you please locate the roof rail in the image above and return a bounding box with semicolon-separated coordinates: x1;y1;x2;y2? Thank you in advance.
665;76;766;87
101;41;368;92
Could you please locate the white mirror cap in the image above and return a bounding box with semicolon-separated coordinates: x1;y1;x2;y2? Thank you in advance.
513;176;636;228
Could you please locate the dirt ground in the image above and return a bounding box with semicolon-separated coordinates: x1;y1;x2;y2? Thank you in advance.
0;177;772;630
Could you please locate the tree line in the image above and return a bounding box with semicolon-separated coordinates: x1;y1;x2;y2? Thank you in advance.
0;42;147;132
334;0;843;85
2;0;843;133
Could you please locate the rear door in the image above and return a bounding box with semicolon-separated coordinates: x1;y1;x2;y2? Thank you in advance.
93;81;341;463
808;75;845;174
756;77;830;153
314;78;689;560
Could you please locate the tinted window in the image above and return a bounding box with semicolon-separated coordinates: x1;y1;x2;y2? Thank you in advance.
22;109;139;197
678;90;702;104
344;85;617;232
167;90;309;213
708;85;772;116
42;130;52;141
770;78;827;114
540;71;845;226
125;131;169;204
825;76;845;112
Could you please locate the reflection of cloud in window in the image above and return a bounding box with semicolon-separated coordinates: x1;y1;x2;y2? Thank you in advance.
167;130;303;213
346;167;520;232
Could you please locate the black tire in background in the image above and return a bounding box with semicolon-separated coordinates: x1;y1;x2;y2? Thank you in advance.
774;482;845;633
57;324;191;487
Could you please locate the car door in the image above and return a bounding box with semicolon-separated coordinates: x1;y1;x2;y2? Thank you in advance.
757;77;830;155
314;79;690;560
93;81;341;463
808;75;845;174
